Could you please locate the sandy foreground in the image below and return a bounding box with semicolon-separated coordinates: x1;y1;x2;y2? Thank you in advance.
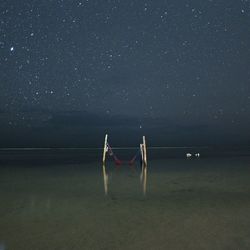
0;157;250;250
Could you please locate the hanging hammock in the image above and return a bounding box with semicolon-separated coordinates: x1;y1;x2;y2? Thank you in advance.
106;143;141;167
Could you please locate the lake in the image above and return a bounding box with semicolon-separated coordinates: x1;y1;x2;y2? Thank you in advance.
0;149;250;249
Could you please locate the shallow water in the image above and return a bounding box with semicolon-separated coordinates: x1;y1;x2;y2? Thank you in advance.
0;157;250;249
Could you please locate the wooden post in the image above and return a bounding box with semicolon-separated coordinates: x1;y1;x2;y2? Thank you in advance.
102;134;108;164
140;143;144;182
102;134;108;195
143;136;147;166
142;136;147;195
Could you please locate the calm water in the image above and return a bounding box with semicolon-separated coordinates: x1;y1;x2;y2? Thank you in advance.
1;146;250;164
0;150;250;249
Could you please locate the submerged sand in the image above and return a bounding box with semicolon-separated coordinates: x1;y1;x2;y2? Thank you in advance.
0;157;250;249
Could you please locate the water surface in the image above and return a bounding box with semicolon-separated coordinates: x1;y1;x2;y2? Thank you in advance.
0;154;250;249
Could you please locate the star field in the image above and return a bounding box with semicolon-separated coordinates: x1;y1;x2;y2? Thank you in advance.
1;0;250;137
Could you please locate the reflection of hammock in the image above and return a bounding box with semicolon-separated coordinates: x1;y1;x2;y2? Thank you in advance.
106;143;141;166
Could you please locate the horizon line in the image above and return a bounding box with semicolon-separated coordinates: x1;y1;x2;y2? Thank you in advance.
0;146;222;151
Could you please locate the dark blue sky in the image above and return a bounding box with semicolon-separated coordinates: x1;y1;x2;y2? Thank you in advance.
0;0;250;147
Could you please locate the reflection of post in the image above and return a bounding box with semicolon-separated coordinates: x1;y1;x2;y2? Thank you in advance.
102;164;108;195
143;164;147;195
102;134;108;164
142;136;147;195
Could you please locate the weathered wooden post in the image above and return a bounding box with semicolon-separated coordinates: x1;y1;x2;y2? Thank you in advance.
102;134;108;164
140;143;144;182
142;136;147;195
102;134;108;195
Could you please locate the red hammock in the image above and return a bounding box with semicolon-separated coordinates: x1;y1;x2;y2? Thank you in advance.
107;143;140;167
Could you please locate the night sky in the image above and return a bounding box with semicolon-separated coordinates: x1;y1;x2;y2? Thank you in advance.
1;0;250;147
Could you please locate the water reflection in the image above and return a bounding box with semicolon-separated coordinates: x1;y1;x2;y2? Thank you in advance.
102;159;147;196
102;164;108;195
